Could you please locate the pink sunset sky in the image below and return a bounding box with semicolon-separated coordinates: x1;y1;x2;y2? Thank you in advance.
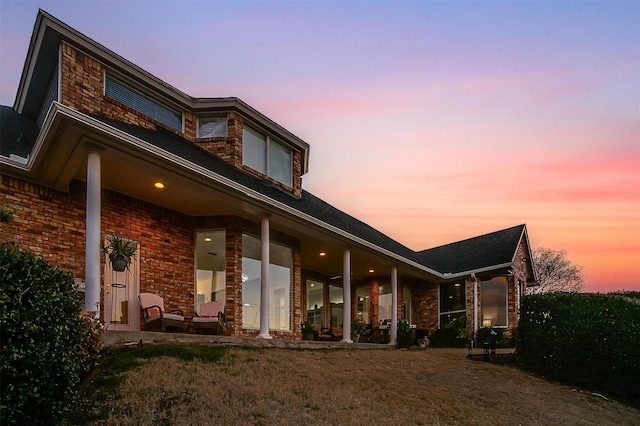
1;1;638;292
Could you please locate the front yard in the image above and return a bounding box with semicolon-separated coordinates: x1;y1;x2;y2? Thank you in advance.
66;345;639;425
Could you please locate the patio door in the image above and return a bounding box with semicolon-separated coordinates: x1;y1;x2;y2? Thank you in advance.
104;241;140;331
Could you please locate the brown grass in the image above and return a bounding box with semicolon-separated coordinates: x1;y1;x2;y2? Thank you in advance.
95;347;639;425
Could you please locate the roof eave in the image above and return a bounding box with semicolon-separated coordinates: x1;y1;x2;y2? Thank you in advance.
442;262;514;280
15;10;310;174
5;102;427;277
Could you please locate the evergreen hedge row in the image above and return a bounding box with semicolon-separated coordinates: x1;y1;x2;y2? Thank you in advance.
515;292;640;406
0;242;103;425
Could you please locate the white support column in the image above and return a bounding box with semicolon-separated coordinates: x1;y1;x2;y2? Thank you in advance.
472;273;478;336
258;216;272;339
85;149;101;317
341;248;352;343
389;267;398;346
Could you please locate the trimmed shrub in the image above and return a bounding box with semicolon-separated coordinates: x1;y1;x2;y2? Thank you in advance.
0;242;102;425
515;292;640;406
430;326;457;347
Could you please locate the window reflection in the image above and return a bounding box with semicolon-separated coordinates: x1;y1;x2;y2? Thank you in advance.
241;234;292;331
195;230;226;315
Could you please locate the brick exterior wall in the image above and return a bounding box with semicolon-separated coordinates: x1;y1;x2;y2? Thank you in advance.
59;42;303;198
411;283;438;334
1;176;86;278
4;40;530;342
1;174;303;339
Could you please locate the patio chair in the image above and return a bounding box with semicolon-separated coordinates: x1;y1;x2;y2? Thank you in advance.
139;292;185;332
193;301;226;334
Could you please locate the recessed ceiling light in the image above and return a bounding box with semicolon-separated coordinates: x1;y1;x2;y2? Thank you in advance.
369;269;375;273
154;182;165;189
319;251;326;256
204;237;212;242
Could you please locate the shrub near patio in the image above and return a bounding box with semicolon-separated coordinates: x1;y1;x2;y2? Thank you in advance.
0;242;103;425
515;292;640;406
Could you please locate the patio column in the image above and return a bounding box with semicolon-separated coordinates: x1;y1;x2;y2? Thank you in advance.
258;216;272;339
341;248;352;343
472;273;478;336
85;147;101;318
389;267;398;345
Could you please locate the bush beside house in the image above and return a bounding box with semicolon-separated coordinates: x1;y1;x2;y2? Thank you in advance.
515;292;640;406
0;242;103;425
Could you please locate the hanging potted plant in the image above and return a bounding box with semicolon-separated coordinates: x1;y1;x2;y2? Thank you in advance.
102;233;137;272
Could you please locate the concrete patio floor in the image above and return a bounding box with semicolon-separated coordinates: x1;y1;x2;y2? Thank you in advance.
104;330;396;350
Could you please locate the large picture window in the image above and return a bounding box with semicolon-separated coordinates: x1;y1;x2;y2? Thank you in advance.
355;286;370;324
439;282;465;325
378;284;392;322
307;280;324;325
241;234;292;331
329;285;343;328
195;230;226;315
242;125;292;186
481;277;508;327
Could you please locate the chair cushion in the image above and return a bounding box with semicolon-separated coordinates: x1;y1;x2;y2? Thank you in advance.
163;313;184;321
193;316;219;323
199;302;224;317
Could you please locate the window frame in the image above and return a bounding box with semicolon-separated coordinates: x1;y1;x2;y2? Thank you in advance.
242;125;293;187
241;234;293;332
438;282;466;327
194;230;226;316
104;72;183;133
197;115;228;138
480;277;509;328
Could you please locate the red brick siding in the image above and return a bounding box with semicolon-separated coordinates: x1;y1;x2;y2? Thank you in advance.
1;176;86;278
60;42;303;197
2;174;303;338
411;283;438;334
194;112;243;168
60;43;104;116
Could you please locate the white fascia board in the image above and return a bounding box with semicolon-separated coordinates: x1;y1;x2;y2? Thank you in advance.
14;11;48;112
23;11;310;172
0;101;59;171
43;103;437;277
442;262;514;280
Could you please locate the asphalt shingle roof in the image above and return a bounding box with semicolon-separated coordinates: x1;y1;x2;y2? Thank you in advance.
417;224;525;273
0;106;39;158
1;106;526;275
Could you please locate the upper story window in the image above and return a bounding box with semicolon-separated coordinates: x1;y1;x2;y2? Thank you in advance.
105;73;183;132
242;126;292;187
197;116;227;138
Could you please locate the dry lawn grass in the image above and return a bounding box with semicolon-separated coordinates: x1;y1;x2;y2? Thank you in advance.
95;347;639;425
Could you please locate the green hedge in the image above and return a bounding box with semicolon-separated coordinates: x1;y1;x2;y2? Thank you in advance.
0;242;101;425
515;292;640;406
